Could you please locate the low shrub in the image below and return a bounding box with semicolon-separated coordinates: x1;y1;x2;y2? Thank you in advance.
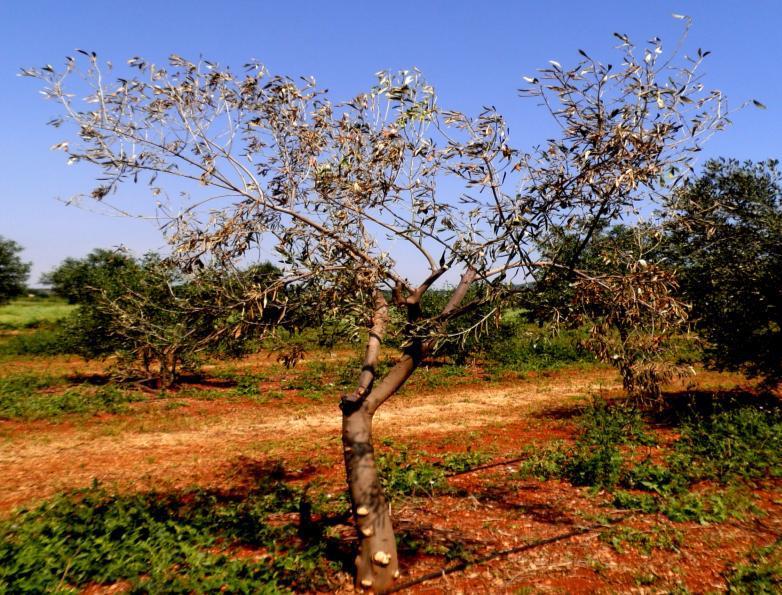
484;320;593;372
0;374;143;420
517;398;652;489
726;539;782;594
0;326;72;356
0;482;334;593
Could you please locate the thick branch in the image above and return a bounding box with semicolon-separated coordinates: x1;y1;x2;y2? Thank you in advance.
406;267;448;305
341;290;389;408
365;268;477;414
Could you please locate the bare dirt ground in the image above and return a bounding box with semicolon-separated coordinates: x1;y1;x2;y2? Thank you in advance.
0;364;617;512
1;353;779;593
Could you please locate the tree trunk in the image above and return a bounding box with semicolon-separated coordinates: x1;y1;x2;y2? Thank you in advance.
158;349;178;389
339;290;400;591
341;270;476;591
342;400;399;591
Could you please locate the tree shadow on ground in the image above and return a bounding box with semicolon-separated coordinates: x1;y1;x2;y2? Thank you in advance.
210;456;356;571
64;372;237;391
176;373;236;389
529;401;588;421
530;387;781;429
65;372;112;386
395;520;485;566
220;456;320;493
639;388;781;428
454;482;580;526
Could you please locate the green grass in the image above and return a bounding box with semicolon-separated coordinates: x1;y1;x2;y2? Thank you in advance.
0;374;145;420
0;297;74;329
727;539;782;594
600;524;683;555
0;480;336;594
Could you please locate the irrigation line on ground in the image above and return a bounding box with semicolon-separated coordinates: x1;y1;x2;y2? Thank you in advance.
379;515;631;594
444;456;529;478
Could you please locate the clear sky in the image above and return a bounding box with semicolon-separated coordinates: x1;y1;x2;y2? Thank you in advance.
1;0;780;285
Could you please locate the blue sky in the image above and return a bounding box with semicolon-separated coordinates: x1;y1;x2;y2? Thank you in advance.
1;0;780;284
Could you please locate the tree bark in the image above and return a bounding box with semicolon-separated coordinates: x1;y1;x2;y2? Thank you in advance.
341;291;400;591
342;270;477;591
342;400;399;591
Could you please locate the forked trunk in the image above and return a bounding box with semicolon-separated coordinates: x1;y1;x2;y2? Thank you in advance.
158;349;178;389
341;271;476;591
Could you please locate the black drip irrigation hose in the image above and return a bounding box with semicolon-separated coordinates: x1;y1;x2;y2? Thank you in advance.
379;514;630;594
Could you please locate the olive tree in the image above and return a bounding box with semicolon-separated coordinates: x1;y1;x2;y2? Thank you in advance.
0;237;31;305
665;159;782;386
568;230;691;404
28;26;726;590
529;225;692;404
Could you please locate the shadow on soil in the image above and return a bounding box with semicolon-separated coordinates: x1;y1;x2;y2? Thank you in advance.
648;388;781;427
530;387;781;428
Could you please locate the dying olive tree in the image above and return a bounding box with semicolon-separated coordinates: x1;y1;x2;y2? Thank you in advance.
530;224;693;404
568;227;692;404
28;25;727;590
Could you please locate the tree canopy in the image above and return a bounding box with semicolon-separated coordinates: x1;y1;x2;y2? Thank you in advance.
0;237;31;305
665;158;782;386
28;25;730;590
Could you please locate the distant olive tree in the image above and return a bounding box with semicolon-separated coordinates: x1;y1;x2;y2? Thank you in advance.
0;237;31;305
528;224;692;404
29;24;727;590
41;248;137;304
665;159;782;387
44;250;284;386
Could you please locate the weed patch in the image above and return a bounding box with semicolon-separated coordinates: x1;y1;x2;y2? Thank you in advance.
726;539;782;594
0;374;144;419
600;524;682;555
613;487;759;524
519;394;776;531
671;404;782;483
375;448;450;501
0;480;337;593
517;398;652;489
437;449;492;474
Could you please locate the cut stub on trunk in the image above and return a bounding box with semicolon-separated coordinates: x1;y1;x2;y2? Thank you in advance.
342;401;399;592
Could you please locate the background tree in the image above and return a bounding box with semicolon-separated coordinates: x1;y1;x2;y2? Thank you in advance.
0;237;31;305
665;158;782;386
41;248;137;305
29;26;727;590
526;224;691;403
43;250;285;385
